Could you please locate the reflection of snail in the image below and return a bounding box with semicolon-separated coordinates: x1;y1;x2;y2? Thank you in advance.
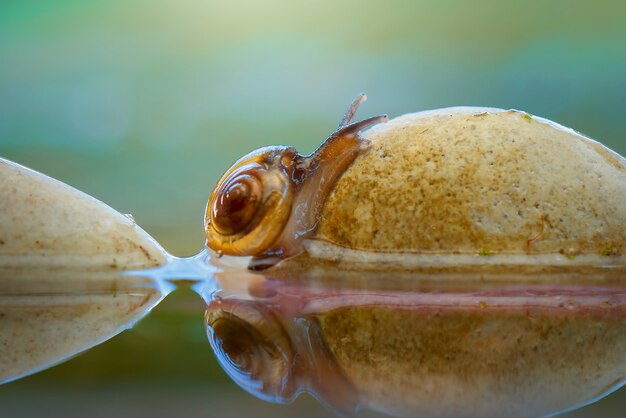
205;296;359;416
205;301;296;402
205;95;626;270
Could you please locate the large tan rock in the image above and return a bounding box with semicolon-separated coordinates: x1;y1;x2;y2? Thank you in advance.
316;108;626;258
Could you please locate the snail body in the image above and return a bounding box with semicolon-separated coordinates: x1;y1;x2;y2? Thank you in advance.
205;96;626;269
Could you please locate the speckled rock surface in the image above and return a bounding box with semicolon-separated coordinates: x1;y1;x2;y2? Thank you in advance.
316;303;626;418
315;108;626;257
0;158;166;270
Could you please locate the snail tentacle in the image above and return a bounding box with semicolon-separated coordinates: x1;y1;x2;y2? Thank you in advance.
338;93;367;128
331;114;389;141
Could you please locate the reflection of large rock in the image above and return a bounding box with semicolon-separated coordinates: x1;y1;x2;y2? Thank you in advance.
0;158;168;383
316;301;626;418
0;158;165;270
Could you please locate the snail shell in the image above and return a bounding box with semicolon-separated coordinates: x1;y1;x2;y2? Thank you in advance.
205;146;297;257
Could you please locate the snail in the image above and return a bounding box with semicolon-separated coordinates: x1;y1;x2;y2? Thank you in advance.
205;94;388;269
205;95;626;271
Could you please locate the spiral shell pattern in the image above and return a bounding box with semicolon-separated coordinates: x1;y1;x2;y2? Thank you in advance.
205;147;296;256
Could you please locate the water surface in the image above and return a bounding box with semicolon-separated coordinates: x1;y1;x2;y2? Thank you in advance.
3;250;626;418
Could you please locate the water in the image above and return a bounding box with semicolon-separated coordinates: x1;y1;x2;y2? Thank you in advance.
200;253;626;418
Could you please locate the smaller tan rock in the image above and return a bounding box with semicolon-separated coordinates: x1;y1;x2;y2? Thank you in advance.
0;158;166;270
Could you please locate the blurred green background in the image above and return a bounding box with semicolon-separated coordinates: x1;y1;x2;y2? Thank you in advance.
1;0;625;417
